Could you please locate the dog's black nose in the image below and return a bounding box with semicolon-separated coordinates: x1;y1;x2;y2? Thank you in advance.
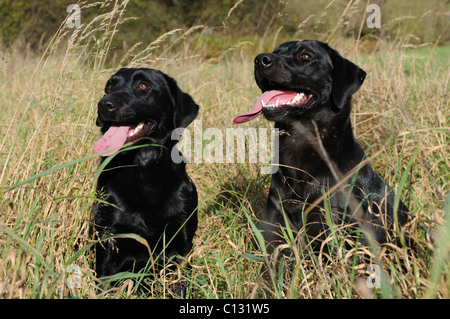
98;98;116;112
255;53;274;68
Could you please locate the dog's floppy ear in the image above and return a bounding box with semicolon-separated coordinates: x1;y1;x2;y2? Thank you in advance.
326;45;366;110
165;75;199;130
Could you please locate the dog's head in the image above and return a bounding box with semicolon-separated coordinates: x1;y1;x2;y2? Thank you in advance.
94;68;198;161
233;40;366;124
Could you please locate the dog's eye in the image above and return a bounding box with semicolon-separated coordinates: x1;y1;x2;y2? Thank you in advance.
138;83;149;90
106;83;112;91
300;53;311;60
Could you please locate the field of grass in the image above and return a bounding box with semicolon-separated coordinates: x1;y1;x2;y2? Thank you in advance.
0;2;449;299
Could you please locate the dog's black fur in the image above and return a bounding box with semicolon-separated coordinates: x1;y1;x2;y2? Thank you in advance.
254;41;412;249
93;68;199;285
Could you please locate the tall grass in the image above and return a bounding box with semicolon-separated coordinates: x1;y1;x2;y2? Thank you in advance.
0;1;448;298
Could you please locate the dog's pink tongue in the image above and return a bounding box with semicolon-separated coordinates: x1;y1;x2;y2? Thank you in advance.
94;126;130;156
233;90;290;124
233;91;273;124
232;94;265;124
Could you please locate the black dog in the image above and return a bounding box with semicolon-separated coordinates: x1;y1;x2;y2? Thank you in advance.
93;68;199;289
234;40;412;250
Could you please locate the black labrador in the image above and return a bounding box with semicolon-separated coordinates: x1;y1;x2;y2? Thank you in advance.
234;40;412;250
93;68;199;290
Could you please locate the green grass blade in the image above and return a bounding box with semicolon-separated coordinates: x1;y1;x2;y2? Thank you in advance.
0;225;53;271
7;143;162;192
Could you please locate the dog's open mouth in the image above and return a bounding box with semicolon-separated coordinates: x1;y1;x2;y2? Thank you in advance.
94;121;155;156
260;90;313;108
233;89;314;124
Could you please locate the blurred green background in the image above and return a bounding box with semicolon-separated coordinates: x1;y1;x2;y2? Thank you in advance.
1;0;448;53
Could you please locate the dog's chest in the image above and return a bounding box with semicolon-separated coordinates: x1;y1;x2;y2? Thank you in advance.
98;165;171;209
